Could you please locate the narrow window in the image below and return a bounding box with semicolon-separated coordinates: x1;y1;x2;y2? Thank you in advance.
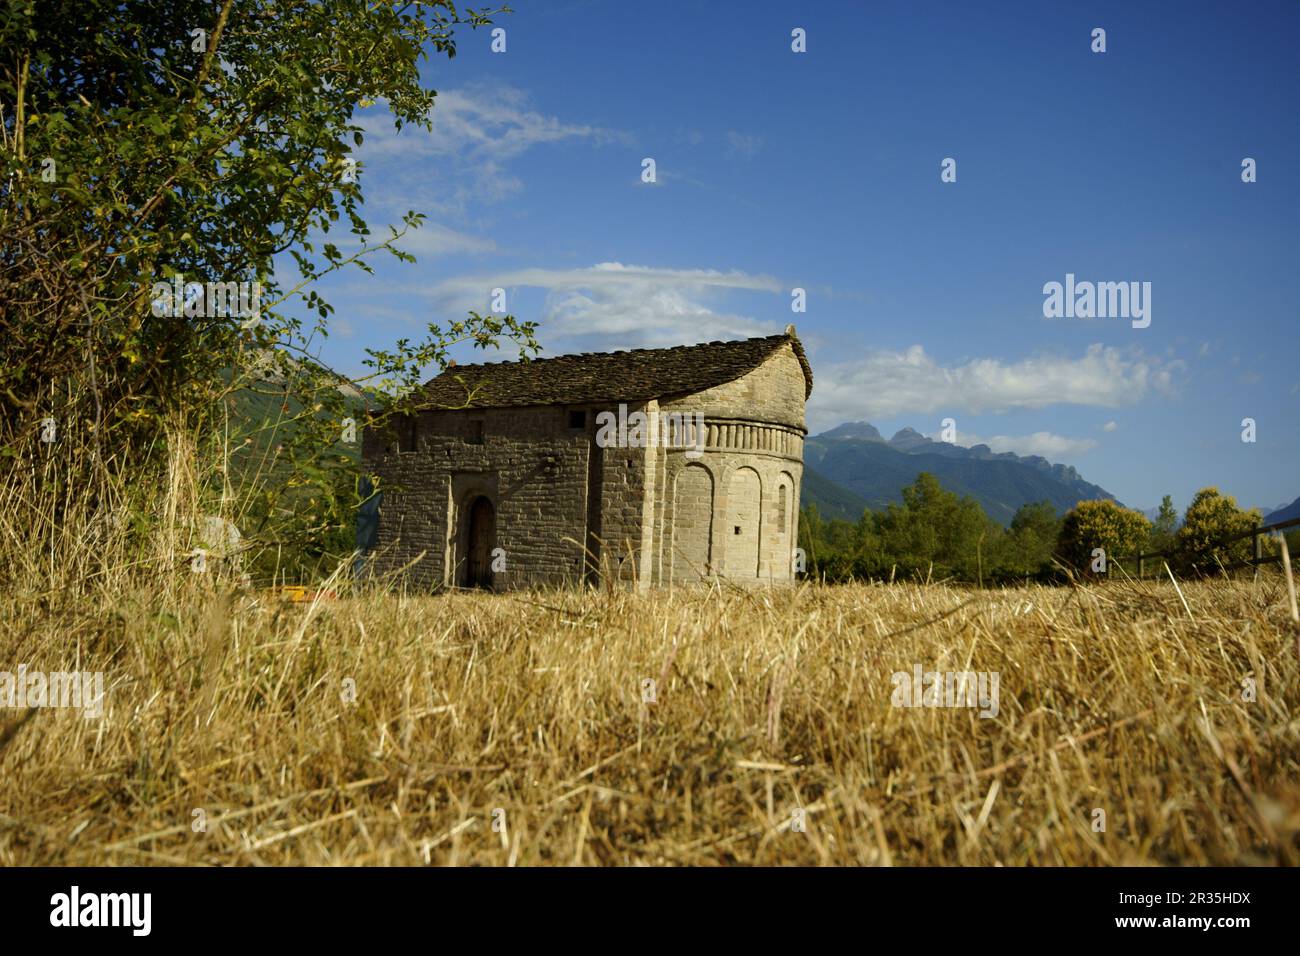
398;414;418;453
778;485;788;534
469;420;485;445
568;409;586;430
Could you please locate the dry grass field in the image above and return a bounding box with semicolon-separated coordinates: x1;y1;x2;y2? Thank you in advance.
1;576;1298;866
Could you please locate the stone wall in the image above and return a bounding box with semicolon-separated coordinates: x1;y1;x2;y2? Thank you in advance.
362;404;603;589
663;342;807;431
654;342;807;585
360;342;808;591
653;444;803;586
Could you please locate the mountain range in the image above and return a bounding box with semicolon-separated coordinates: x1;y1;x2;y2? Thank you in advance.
801;422;1119;525
1265;496;1300;524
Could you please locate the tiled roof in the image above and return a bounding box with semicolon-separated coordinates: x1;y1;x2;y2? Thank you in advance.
415;329;812;410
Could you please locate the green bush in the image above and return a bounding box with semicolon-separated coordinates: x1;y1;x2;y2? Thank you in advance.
1057;499;1152;575
996;500;1063;578
873;473;1000;583
1150;494;1179;553
1172;487;1261;576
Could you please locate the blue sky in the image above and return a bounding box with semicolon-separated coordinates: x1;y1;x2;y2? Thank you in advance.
288;0;1300;514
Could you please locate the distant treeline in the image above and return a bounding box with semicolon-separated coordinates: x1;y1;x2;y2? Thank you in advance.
798;473;1292;585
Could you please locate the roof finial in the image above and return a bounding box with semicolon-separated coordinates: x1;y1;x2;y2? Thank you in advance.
785;323;796;337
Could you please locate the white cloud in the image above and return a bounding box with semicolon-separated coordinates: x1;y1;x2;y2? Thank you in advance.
810;344;1179;424
426;262;784;349
333;221;497;259
1103;420;1118;432
356;83;626;214
394;222;497;258
362;84;617;163
725;131;764;159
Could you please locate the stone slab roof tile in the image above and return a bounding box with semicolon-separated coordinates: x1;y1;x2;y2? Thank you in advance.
416;329;812;411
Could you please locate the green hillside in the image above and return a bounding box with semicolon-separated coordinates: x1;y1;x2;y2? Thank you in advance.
802;430;1118;525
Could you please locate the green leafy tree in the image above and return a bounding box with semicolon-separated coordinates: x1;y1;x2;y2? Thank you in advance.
1172;487;1261;576
996;500;1062;578
1;0;535;581
1057;499;1151;575
798;503;825;570
876;472;999;582
800;504;882;581
1150;494;1179;553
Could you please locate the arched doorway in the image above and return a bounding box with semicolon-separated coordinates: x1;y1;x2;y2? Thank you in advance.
462;495;496;589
